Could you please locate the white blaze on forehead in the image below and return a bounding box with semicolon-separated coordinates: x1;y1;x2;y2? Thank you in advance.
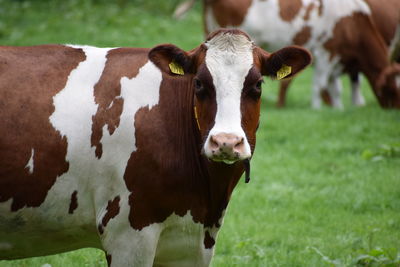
204;33;253;159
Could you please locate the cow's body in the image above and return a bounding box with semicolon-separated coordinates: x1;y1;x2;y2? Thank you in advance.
201;0;400;108
0;30;311;266
0;45;210;265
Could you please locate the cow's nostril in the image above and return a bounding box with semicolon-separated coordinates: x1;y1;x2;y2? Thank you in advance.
235;137;244;148
210;136;219;149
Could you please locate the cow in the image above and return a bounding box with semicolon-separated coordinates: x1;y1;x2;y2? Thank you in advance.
0;29;311;266
176;0;400;108
347;0;400;101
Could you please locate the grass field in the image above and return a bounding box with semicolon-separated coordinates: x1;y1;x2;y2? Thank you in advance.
1;0;399;266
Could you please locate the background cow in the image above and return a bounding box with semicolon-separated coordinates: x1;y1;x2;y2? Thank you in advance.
346;0;400;102
176;0;400;108
0;29;311;266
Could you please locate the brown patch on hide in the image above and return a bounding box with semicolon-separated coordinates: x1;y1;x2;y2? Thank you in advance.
320;89;332;106
68;190;78;214
241;67;262;154
204;231;215;249
205;0;252;31
293;26;311;46
365;0;400;47
98;196;121;234
0;45;85;211
303;3;316;20
279;0;302;22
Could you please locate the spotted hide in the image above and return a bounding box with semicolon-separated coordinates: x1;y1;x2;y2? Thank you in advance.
197;0;400;108
0;30;311;266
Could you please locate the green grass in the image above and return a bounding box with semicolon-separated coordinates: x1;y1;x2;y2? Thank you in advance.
1;0;399;266
215;80;400;266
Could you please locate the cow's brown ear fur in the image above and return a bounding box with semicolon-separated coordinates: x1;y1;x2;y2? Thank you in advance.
149;44;197;76
257;46;312;79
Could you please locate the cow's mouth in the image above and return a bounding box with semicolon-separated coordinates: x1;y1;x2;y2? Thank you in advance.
209;155;239;165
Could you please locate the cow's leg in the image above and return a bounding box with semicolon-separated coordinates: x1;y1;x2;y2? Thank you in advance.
101;224;162;267
98;199;162;267
320;88;332;106
349;72;365;106
312;61;330;109
276;79;292;107
327;76;344;109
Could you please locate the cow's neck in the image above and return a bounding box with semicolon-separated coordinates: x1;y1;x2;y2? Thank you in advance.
359;49;390;105
202;160;244;227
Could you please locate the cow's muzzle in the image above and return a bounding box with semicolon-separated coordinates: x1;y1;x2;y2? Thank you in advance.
206;133;250;164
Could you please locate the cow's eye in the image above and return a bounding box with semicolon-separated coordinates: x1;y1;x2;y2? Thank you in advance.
194;78;206;98
256;80;263;90
194;78;202;89
248;80;263;99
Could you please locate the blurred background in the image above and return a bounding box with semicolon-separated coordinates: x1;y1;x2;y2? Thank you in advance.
0;0;399;266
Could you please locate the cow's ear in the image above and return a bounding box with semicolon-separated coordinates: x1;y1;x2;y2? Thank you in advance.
149;44;198;76
257;46;312;80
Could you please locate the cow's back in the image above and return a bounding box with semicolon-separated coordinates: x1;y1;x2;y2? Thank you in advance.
366;0;400;61
0;45;157;259
208;0;372;51
366;0;400;45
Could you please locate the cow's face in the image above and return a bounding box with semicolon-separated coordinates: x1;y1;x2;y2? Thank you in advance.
149;29;311;163
377;63;400;108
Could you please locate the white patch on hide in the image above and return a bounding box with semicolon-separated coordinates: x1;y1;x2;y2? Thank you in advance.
25;149;34;174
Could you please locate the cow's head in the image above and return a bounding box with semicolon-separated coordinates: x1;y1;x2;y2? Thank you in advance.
377;63;400;108
149;29;311;164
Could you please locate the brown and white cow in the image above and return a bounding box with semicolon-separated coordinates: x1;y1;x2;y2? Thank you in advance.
177;0;400;108
347;0;400;103
0;29;311;266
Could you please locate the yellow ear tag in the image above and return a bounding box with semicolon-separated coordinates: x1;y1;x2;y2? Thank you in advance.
277;64;292;80
169;61;185;75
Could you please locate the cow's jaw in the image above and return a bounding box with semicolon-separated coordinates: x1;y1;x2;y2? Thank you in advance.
202;33;253;164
